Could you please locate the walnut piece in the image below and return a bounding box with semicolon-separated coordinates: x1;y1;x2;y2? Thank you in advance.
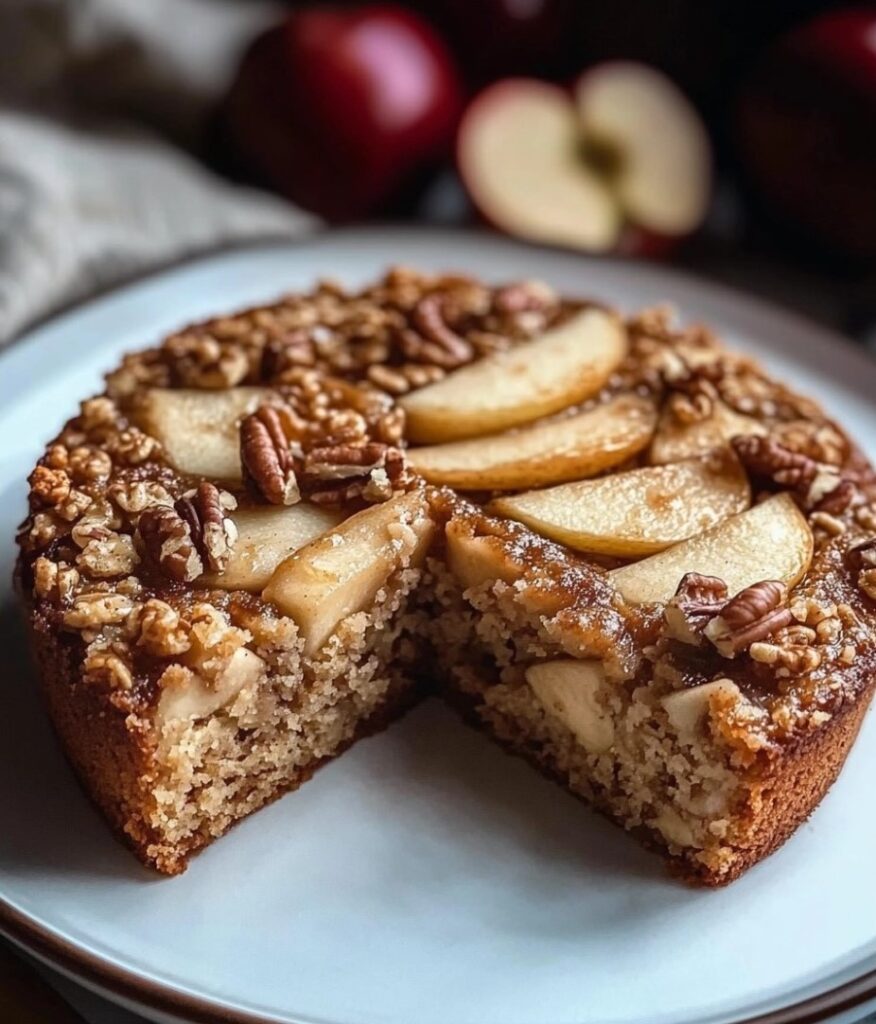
240;405;302;505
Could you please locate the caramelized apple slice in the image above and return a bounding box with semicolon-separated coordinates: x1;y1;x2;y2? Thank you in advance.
445;521;523;591
650;399;766;465
407;393;656;490
262;491;434;656
490;453;750;556
610;493;812;605
400;308;626;443
525;659;614;754
201;505;343;591
134;387;270;479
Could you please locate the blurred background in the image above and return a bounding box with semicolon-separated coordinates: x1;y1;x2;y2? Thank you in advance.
0;0;875;350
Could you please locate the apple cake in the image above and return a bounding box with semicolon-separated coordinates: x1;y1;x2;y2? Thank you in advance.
16;268;876;885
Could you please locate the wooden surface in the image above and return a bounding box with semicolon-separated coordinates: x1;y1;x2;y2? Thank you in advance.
0;940;86;1023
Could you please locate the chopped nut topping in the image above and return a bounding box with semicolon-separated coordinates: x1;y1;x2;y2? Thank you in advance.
400;294;475;369
129;599;191;657
63;592;137;629
175;483;238;573
732;435;819;490
136;505;203;582
704;581;794;658
29;465;71;507
666;373;718;424
165;333;250;388
303;442;407;506
33;558;80;604
76;531;140;578
732;435;855;512
136;484;237;580
851;539;876;601
240;405;302;506
83;641;134;690
664;573;729;644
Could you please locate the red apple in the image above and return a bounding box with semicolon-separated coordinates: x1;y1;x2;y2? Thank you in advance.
736;8;876;261
457;63;711;256
221;5;463;221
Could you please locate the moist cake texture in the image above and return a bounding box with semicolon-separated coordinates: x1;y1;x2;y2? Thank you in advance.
15;268;876;884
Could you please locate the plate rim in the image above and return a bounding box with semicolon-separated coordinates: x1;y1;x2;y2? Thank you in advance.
3;224;876;1024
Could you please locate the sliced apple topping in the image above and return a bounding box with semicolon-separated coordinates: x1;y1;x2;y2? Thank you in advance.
490;452;750;557
200;504;343;592
157;647;265;726
262;491;434;657
133;387;271;479
610;493;813;606
407;393;656;491
400;308;626;443
650;399;766;465
445;521;523;591
525;659;614;754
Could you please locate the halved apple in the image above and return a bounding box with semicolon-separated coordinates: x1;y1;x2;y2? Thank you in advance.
490;453;750;557
650;399;766;465
200;504;343;592
400;308;626;443
574;62;711;239
525;659;614;754
610;493;813;605
407;393;656;490
262;491;434;656
133;387;270;479
458;80;622;253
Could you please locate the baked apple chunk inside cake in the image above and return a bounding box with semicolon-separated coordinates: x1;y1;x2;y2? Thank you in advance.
16;269;876;885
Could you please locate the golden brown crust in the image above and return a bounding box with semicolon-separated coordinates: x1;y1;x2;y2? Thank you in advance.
26;594;423;874
696;680;876;885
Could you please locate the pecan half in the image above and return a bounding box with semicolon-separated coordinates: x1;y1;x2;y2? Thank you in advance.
136;505;203;582
240;405;302;505
704;580;794;657
731;436;818;490
303;442;407;506
664;572;729;644
732;435;854;511
401;294;474;369
175;482;237;573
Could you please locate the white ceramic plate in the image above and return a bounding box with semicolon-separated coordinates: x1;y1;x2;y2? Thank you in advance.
2;228;876;1024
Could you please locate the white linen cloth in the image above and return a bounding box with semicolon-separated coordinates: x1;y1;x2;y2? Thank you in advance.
0;0;315;346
